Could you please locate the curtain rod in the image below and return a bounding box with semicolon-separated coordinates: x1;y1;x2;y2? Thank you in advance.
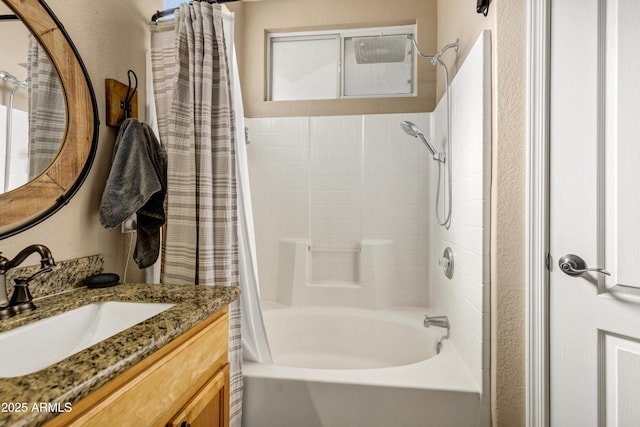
0;15;19;21
151;0;239;22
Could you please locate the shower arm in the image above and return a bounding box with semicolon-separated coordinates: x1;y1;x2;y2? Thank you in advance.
0;71;26;89
409;36;459;65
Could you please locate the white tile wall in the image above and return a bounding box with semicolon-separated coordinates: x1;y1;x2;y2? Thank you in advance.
246;112;432;307
246;117;310;302
309;115;363;267
362;113;431;306
429;31;491;390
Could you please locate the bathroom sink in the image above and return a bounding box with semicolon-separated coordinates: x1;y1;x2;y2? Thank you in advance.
0;301;174;378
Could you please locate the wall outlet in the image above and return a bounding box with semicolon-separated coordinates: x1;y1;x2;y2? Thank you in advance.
121;214;137;233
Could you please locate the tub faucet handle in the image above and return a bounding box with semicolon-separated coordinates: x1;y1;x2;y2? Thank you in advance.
438;247;454;279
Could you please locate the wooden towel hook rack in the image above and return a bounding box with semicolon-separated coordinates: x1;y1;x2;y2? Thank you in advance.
105;70;138;127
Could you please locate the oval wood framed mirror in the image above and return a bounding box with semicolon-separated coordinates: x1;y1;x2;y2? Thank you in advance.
0;0;98;238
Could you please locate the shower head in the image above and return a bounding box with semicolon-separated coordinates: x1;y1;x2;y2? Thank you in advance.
400;121;443;161
400;120;423;138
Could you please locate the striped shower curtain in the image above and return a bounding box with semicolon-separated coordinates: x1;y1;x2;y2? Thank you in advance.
150;3;242;425
27;35;65;178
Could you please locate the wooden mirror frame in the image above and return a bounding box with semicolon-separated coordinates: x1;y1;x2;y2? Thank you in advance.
0;0;98;238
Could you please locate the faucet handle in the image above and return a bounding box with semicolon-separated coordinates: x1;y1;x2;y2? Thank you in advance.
9;266;51;314
19;266;53;283
9;284;35;314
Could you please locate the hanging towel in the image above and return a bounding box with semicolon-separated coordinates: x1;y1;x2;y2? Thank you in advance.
100;118;167;268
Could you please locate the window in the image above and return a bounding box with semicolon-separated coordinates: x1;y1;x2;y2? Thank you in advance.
267;25;416;101
270;35;339;101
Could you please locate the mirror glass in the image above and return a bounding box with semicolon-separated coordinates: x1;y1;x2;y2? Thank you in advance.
0;3;66;193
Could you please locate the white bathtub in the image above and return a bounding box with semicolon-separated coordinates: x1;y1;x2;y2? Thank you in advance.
243;305;481;427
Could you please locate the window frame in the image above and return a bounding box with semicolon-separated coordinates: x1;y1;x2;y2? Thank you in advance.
266;25;417;101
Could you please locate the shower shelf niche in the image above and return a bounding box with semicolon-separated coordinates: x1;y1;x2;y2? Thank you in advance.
276;239;394;307
310;245;361;285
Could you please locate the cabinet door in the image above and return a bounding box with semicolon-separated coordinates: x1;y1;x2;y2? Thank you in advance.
167;364;230;427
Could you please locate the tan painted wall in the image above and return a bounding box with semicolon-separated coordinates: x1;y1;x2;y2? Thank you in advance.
491;1;526;425
438;1;526;426
435;0;496;101
228;0;437;117
0;0;163;282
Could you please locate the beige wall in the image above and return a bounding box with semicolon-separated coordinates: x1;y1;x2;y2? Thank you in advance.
0;0;163;281
492;1;526;425
436;0;496;101
228;0;437;117
438;1;526;426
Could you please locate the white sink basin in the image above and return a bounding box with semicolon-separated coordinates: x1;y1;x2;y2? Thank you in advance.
0;301;174;378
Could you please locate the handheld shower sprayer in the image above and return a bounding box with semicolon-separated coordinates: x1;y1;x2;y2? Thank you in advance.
401;36;458;229
400;121;445;162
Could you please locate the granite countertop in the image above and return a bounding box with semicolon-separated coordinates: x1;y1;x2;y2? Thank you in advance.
0;282;240;427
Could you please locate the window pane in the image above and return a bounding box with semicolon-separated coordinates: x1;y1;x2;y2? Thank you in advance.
270;37;338;101
343;35;414;97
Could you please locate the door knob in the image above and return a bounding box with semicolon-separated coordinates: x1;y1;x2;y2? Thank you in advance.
558;254;611;276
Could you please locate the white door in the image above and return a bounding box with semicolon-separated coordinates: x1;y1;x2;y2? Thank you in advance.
550;0;640;426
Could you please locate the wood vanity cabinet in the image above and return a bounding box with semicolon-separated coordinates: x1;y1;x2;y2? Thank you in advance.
166;363;229;427
45;308;230;427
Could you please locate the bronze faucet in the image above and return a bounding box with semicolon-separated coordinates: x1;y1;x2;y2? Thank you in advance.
0;244;55;319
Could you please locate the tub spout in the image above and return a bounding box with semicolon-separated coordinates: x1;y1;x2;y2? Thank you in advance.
424;315;449;330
